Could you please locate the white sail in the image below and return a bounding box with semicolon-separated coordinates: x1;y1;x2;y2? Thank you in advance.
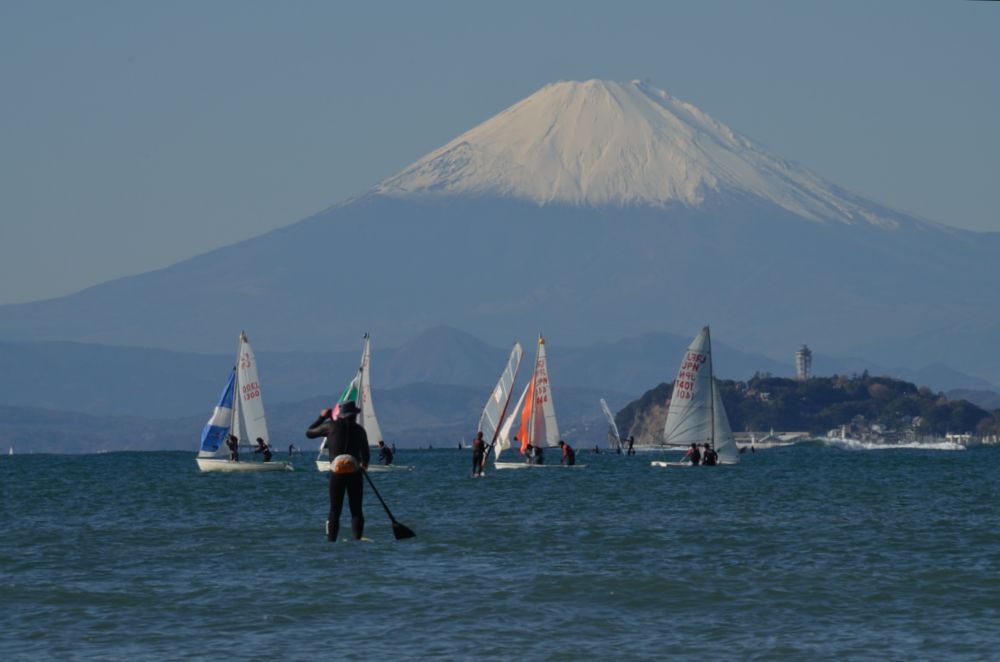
358;333;383;445
236;331;269;447
497;381;529;460
712;380;738;464
599;398;622;450
479;342;524;444
661;326;739;463
662;327;716;448
530;336;560;448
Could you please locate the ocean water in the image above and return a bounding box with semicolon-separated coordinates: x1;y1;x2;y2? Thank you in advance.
1;444;999;661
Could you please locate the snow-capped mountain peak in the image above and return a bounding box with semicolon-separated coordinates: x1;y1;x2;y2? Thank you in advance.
375;79;899;228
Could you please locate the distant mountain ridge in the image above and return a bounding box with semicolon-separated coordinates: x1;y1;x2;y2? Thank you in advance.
1;80;999;384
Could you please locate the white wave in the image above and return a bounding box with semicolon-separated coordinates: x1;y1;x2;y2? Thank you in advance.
820;437;965;452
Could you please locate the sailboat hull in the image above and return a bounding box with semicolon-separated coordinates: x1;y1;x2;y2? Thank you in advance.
314;460;412;473
196;458;293;472
650;460;737;468
493;461;586;470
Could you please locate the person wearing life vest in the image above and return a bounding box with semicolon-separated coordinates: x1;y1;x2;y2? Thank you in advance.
558;440;576;466
471;431;486;476
702;442;718;466
306;401;370;542
684;442;701;466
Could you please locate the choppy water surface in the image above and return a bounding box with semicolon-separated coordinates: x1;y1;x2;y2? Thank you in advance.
2;444;999;660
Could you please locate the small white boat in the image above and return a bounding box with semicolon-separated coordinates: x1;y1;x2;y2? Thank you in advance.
652;326;739;468
196;331;292;473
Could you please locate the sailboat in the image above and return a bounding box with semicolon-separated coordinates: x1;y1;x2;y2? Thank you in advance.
475;342;524;474
196;331;292;472
651;326;739;467
493;335;580;469
599;398;624;452
315;333;410;472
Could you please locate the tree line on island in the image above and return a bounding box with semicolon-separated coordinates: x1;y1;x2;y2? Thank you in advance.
617;372;1000;441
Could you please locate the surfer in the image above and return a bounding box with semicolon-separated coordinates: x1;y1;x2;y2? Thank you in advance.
627;435;635;455
702;442;718;466
558;440;576;466
253;437;272;462
683;442;701;466
306;401;370;542
471;431;486;476
377;440;394;465
225;434;240;462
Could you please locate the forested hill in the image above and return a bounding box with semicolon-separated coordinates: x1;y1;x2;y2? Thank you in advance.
617;373;998;444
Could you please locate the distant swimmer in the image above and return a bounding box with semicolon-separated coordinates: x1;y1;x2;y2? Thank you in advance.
558;440;576;466
684;442;701;466
471;431;486;477
377;440;394;466
306;401;370;542
226;434;240;462
702;442;718;466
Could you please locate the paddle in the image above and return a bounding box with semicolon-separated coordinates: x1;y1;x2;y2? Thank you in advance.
360;466;416;540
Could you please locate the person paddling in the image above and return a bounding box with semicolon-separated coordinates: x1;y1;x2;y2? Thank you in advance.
471;431;486;477
558;440;576;466
306;401;370;542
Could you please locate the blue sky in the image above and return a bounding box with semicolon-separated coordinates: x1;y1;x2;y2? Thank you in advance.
1;0;997;304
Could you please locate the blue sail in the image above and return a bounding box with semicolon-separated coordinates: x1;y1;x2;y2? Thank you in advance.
199;369;236;455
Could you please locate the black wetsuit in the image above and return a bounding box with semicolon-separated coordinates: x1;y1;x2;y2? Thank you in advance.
306;415;370;541
471;437;486;475
226;437;239;462
687;447;701;466
702;448;718;466
378;445;394;465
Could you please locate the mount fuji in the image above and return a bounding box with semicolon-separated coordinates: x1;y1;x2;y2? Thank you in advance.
2;80;999;382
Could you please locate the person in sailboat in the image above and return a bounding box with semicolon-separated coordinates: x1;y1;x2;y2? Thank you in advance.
288;443;296;456
683;442;701;466
377;440;394;466
226;434;240;462
533;445;545;465
558;440;576;466
254;437;272;462
471;431;486;477
702;442;718;466
627;435;635;455
306;401;370;542
523;441;534;464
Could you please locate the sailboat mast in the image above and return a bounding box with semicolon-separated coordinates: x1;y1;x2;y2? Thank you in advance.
708;327;715;449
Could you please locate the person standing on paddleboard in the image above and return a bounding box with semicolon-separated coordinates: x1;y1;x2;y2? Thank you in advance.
471;431;486;477
306;401;370;542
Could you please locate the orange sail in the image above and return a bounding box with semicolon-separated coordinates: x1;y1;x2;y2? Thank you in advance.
518;375;536;454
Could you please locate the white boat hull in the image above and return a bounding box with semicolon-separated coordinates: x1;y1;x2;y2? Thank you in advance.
650;460;737;468
197;458;293;472
493;461;586;470
314;460;413;472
